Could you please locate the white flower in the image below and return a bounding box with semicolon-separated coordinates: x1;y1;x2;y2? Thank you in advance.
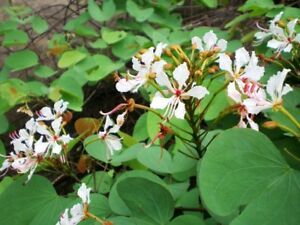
77;183;91;204
218;48;264;87
116;43;167;93
98;114;124;158
255;12;300;53
37;100;68;121
150;62;209;119
192;30;227;52
38;117;72;155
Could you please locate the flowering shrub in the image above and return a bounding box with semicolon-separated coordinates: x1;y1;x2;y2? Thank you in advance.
0;2;300;225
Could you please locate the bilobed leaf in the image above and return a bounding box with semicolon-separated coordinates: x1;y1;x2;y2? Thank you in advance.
5;50;38;71
86;54;123;81
0;115;9;134
3;30;29;46
101;27;127;44
109;170;168;216
117;177;174;225
137;146;173;174
112;35;141;60
58;50;87;68
199;128;300;225
126;0;154;22
0;176;71;225
88;0;115;22
84;135;109;163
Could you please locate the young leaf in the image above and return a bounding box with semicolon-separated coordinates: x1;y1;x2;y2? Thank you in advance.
58;50;87;69
31;16;48;34
126;0;154;22
88;0;116;22
3;30;29;46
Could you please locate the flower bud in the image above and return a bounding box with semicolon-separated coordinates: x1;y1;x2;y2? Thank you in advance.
195;70;203;77
148;72;156;79
262;121;278;129
277;20;285;28
127;98;135;112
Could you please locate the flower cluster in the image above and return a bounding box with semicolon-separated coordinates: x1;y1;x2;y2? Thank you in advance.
219;47;292;130
56;183;91;225
255;11;300;54
0;100;72;181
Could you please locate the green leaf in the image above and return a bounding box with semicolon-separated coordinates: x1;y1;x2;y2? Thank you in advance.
126;0;154;22
198;0;218;8
34;65;56;78
74;24;99;37
31;16;48;34
101;27;127;44
112;35;141;60
2;30;29;46
58;50;87;69
26;81;48;96
50;75;84;111
0;176;71;225
89;39;108;49
117;177;174;225
199;128;300;225
89;193;112;218
81;171;113;194
0;20;18;34
168;215;205;225
137;146;173;174
0;139;6;165
0;177;13;196
109;170;168;215
5;50;38;71
88;0;116;22
85;54;123;81
0;115;9;134
84;135;109;163
133;113;149;141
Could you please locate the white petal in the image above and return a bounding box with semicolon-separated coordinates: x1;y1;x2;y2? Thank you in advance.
218;53;233;76
283;44;292;53
60;134;72;144
294;34;300;43
183;86;209;100
191;36;203;51
246;115;259;131
173;62;190;88
287;19;297;36
141;47;155;67
266;68;291;101
267;39;286;51
34;137;49;155
77;183;91;204
203;30;217;50
254;31;270;42
234;47;250;73
132;57;142;72
227;82;242;103
54;100;68;115
150;92;172;109
51;117;63;135
107;135;122;151
155;72;173;90
116;78;139;93
217;39;227;52
151;60;166;75
154;43;167;57
174;101;186;119
282;83;293;96
38;107;55;121
104;115;114;131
